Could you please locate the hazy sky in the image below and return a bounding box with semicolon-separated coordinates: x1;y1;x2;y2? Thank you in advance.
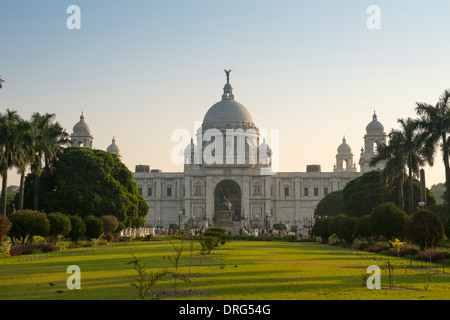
1;1;450;189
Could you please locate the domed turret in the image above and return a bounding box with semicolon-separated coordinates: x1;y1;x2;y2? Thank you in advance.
359;112;387;173
334;136;356;172
366;112;384;135
337;137;352;155
71;112;93;148
107;136;122;160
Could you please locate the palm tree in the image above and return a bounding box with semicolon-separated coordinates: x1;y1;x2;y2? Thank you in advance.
0;76;4;89
29;113;70;210
0;109;21;216
13;119;33;210
370;143;406;211
415;89;450;213
371;118;433;214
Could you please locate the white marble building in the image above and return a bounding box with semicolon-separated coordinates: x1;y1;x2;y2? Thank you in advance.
132;72;387;233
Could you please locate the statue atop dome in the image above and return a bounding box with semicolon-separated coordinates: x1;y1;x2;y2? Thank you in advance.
224;69;232;83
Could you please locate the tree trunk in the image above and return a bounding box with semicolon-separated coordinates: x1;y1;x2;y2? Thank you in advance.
1;171;7;216
33;174;40;211
443;133;450;215
398;171;405;211
19;170;25;210
408;166;414;215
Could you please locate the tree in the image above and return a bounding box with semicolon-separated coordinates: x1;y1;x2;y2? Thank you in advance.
0;76;4;89
414;89;450;213
0;109;21;216
47;212;72;244
25;147;148;227
406;209;444;250
9;210;50;246
101;215;119;241
339;216;358;243
13;119;33;210
370;202;408;241
371;118;433;214
342;170;389;217
314;190;343;218
84;215;103;239
67;215;86;244
0;216;11;244
311;217;332;241
29;112;70;210
353;215;373;243
327;214;347;238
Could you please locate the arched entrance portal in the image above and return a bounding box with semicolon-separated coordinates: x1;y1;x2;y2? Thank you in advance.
214;180;242;227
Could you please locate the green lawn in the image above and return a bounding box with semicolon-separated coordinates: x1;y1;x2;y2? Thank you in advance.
0;240;449;300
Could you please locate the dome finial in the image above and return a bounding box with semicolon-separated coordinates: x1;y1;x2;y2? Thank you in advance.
373;110;377;120
224;69;232;83
222;69;234;100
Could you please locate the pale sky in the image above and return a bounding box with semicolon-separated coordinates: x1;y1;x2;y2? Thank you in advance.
1;1;450;189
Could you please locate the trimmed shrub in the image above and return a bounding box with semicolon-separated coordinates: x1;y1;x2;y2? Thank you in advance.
84;215;103;239
370;202;408;241
67;215;86;244
311;218;331;241
340;216;358;243
47;212;72;243
9;210;50;247
101;215;119;241
406;209;444;250
353;215;373;242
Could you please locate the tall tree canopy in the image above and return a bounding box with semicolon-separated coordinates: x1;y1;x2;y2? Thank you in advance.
24;147;149;227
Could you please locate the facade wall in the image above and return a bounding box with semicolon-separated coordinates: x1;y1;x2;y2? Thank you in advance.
133;168;361;231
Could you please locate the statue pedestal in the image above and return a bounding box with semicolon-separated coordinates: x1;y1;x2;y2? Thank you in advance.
215;210;233;227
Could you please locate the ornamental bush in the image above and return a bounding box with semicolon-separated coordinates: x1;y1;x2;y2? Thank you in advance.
370;202;408;241
406;209;444;250
101;215;119;241
47;212;72;244
84;215;103;239
9;210;50;247
67;215;86;244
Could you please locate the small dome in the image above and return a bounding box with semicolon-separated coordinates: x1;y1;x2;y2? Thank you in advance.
107;137;121;156
366;112;384;135
73;112;91;134
184;138;196;155
337;137;352;154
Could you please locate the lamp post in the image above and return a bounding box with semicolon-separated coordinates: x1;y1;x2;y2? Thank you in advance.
177;211;182;232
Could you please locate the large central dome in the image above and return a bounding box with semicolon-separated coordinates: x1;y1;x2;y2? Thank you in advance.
202;71;254;129
203;99;253;125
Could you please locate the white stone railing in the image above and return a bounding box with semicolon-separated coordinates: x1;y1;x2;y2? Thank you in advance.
120;228;154;237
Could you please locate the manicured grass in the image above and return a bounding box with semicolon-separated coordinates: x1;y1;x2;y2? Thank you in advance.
0;240;449;300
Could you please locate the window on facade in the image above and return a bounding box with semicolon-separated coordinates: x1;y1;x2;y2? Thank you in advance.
284;187;289;197
167;187;172;197
314;187;319;197
324;187;329;196
195;185;202;196
304;188;309;197
148;187;152;197
253;185;261;195
138;188;142;196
